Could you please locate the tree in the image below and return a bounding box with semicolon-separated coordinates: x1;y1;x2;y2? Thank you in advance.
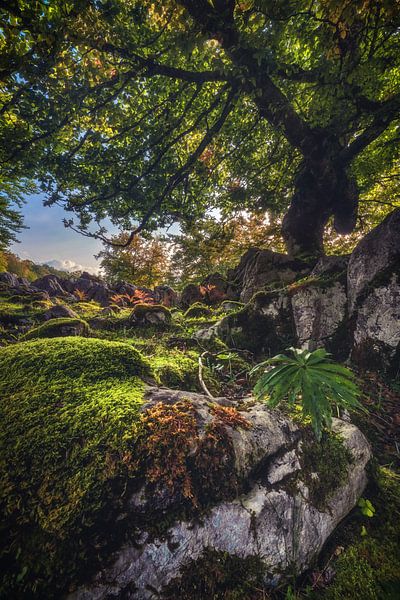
169;211;283;283
1;1;399;259
98;232;171;287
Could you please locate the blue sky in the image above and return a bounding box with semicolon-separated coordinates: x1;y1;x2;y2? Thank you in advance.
10;193;107;273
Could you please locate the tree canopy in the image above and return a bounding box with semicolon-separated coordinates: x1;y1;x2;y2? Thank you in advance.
1;1;399;257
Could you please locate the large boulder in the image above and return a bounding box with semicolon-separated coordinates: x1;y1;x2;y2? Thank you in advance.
348;209;400;373
352;273;400;374
347;208;400;315
33;274;68;297
67;389;371;600
0;271;20;288
216;290;295;355
291;256;350;360
228;248;311;303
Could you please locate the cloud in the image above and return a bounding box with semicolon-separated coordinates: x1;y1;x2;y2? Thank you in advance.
44;259;100;275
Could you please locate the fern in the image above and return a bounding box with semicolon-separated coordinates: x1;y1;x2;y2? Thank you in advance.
251;347;362;440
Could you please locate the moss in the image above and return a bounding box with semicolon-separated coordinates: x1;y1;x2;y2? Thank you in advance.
150;349;220;394
320;468;400;600
162;548;266;599
22;317;91;339
184;303;212;319
301;431;352;510
0;338;150;597
72;300;102;318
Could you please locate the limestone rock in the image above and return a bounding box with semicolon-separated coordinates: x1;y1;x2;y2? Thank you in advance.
347;208;400;315
66;392;370;600
33;274;69;297
229;248;311;303
291;258;350;359
352;273;400;374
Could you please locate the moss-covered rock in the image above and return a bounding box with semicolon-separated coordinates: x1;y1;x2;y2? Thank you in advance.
184;302;213;319
0;337;150;598
22;317;91;339
130;303;172;326
150;349;220;394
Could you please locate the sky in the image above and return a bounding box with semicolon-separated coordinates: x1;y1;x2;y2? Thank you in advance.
10;193;112;274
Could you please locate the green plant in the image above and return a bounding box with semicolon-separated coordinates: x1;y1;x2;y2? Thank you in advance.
251;347;362;440
358;498;376;518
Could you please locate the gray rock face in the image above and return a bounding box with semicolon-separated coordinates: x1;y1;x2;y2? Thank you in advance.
352;273;400;373
0;271;20;287
66;391;370;600
228;248;311;303
291;259;349;358
347;208;400;315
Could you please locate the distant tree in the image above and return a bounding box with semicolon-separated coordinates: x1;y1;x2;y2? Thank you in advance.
0;251;70;281
169;212;282;283
1;1;399;258
98;233;171;287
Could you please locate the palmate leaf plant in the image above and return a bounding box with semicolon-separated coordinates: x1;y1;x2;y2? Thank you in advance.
250;348;363;440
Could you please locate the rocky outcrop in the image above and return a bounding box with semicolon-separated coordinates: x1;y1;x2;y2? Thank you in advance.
129;303;171;326
228;248;311;303
347;208;400;315
67;390;371;600
352;273;400;374
290;256;350;359
33;274;72;298
347;209;400;373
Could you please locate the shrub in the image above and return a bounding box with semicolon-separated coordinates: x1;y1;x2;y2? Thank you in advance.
251;347;362;440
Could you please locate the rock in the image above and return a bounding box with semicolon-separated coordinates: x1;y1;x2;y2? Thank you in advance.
180;283;204;308
86;283;113;307
216;291;295;355
347;208;400;315
352;273;400;374
100;306;121;316
23;317;90;340
42;304;79;321
67;391;370;600
114;281;137;296
228;248;311;303
129;303;172;326
184;302;213;318
290;257;350;359
33;274;68;297
200;272;228;304
153;285;178;307
0;272;20;288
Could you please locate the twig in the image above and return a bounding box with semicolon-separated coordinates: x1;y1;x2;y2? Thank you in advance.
198;351;215;399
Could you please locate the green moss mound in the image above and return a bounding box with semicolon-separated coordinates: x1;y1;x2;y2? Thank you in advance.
0;337;150;598
131;302;171;320
184;302;212;319
22;317;90;340
150;349;219;394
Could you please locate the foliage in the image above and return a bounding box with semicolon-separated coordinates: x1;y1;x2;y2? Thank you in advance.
1;1;399;253
319;468;400;600
111;288;156;306
98;232;172;287
0;251;70;281
252;348;362;440
0;337;149;597
169;213;283;284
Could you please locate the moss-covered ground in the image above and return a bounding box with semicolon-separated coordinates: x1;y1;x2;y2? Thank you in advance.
0;290;399;599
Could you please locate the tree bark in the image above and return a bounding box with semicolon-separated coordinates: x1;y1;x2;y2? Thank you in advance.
282;151;359;259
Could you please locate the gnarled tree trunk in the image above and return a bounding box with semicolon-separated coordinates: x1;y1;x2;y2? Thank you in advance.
282;150;359;259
